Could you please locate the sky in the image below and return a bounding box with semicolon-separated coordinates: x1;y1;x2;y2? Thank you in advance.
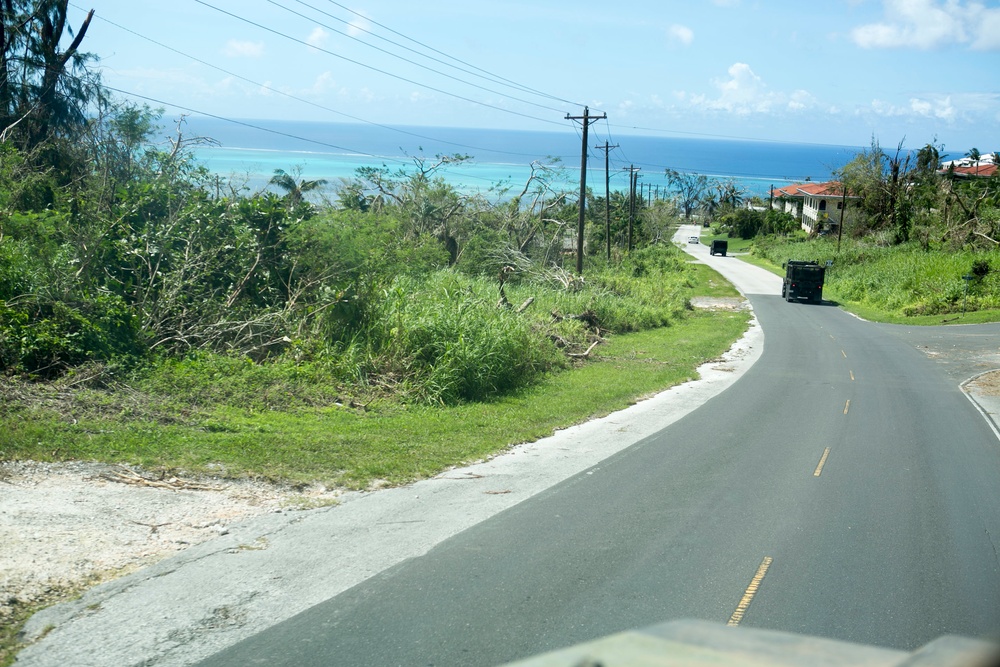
67;0;999;154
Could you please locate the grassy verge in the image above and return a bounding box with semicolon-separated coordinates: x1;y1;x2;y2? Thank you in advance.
0;261;749;664
1;311;747;489
702;232;756;254
685;263;744;298
738;247;1000;325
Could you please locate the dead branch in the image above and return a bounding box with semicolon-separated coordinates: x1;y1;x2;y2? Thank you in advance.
567;340;602;359
102;466;225;492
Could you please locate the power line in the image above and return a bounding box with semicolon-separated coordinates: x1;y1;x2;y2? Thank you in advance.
283;0;580;109
192;0;566;128
268;0;568;115
319;0;586;109
76;4;576;162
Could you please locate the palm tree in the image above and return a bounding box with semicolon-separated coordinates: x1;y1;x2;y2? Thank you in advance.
966;148;982;175
715;179;746;211
699;190;720;221
269;167;327;209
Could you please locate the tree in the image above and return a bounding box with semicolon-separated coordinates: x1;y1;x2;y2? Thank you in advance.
1;1;99;149
714;178;746;212
269;167;327;211
664;169;708;219
966;147;982;176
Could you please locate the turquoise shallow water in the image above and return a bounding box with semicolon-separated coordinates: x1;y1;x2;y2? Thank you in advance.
185;117;862;198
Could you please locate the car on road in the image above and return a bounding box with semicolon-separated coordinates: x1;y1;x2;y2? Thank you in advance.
688;236;699;244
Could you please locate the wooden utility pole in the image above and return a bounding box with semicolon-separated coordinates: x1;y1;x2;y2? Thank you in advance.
625;165;641;252
566;107;606;274
595;141;618;262
837;185;847;253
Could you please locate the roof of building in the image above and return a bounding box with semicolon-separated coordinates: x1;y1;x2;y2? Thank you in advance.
772;181;854;199
940;163;997;178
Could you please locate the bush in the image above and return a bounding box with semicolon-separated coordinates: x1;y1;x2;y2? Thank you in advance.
0;293;142;377
366;272;559;404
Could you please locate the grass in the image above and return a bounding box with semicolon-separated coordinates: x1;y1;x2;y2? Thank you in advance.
0;252;749;663
702;232;756;254
0;311;747;490
685;263;744;298
739;239;1000;325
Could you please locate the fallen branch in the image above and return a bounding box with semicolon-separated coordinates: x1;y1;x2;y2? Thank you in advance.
102;467;224;492
567;340;602;359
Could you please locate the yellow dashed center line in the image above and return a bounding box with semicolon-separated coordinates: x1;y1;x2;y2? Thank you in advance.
841;350;847;358
844;400;850;415
813;447;831;477
728;556;773;626
849;370;855;381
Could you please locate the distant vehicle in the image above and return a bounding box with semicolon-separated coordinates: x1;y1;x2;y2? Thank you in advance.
782;260;825;303
688;236;699;244
709;239;728;256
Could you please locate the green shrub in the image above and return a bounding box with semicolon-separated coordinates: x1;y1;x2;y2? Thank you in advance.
0;293;142;376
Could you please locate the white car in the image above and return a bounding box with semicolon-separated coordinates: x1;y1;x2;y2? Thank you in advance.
688;236;699;244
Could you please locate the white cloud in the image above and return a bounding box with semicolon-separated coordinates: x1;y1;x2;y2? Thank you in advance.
223;40;264;58
968;3;1000;49
909;95;956;120
667;24;694;46
787;89;817;111
699;62;772;115
306;27;329;49
868;95;957;121
678;64;820;118
347;18;371;37
852;0;1000;50
309;72;337;95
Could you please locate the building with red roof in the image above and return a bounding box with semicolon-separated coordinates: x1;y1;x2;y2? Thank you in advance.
771;181;858;234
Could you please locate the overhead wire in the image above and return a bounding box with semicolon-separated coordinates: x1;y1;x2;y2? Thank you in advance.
96;82;525;187
192;0;568;129
268;0;569;116
284;0;583;109
75;4;577;162
320;0;587;109
73;2;835;192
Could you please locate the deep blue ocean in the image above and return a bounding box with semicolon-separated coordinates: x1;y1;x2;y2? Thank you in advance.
182;117;863;199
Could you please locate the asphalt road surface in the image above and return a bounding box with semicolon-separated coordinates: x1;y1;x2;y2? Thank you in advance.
194;227;1000;666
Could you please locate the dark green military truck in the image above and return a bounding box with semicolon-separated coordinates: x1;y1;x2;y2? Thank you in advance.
782;260;825;303
709;239;728;256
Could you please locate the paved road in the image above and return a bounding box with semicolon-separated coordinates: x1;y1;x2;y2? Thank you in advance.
192;228;1000;666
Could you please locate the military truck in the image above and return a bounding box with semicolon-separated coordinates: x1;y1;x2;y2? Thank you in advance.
709;239;728;256
782;260;825;303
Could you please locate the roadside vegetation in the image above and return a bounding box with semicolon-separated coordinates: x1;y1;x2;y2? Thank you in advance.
697;141;1000;324
3;3;996;664
1;2;747;497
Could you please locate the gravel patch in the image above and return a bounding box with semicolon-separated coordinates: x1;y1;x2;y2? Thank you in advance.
0;461;340;624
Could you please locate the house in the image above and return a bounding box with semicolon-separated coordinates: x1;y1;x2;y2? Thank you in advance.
938;153;998;179
771;181;858;234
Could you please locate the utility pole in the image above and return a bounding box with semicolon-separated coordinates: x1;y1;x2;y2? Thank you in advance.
837;185;847;253
566;106;606;274
624;165;641;252
595;141;618;262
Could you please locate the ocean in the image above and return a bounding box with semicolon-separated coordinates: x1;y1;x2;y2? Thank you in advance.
180;117;863;200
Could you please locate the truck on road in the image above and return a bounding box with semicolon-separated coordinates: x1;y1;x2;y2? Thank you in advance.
782;260;825;303
709;239;728;256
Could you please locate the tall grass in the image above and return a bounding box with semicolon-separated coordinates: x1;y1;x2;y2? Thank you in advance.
753;237;1000;316
356;247;695;403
